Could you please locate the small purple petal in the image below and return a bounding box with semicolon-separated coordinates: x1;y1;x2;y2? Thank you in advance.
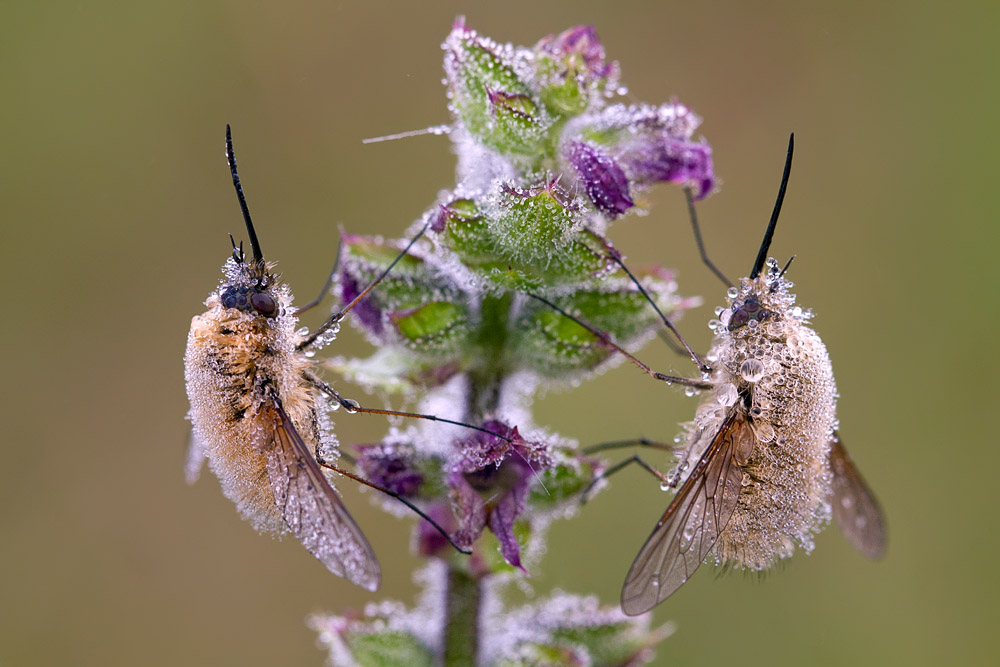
623;137;715;200
339;270;383;335
430;204;449;233
416;503;455;557
454;420;519;472
487;459;533;572
537;25;614;79
450;471;487;549
564;140;634;218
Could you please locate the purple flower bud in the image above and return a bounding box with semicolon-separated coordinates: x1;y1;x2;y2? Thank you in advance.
563;140;634;218
355;444;423;498
537;25;614;80
573;102;716;200
623;136;715;200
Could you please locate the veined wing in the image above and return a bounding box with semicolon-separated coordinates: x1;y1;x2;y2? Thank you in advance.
828;433;887;560
621;409;752;615
261;395;381;591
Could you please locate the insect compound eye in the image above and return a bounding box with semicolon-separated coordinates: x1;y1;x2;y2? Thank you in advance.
221;285;251;311
728;296;772;331
250;291;278;318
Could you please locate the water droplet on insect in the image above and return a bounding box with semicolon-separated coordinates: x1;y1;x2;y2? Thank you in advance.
717;383;738;406
755;423;775;442
740;359;765;383
660;481;672;492
727;287;739;299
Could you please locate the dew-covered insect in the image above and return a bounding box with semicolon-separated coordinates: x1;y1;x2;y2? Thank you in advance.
533;134;886;615
185;126;506;591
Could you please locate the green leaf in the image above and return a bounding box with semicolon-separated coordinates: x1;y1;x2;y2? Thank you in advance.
495;643;588;666
346;631;435;667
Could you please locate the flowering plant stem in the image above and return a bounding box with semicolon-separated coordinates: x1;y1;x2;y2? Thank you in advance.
310;20;715;665
444;565;482;665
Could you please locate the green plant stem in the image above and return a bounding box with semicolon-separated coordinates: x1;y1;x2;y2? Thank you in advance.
467;293;511;416
443;564;482;666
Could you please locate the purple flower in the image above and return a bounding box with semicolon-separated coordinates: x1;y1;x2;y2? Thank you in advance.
355;444;424;498
622;136;715;200
536;25;615;80
572;103;716;200
563;140;634;218
448;421;552;571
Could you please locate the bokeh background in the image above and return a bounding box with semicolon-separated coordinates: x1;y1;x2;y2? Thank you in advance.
3;1;997;665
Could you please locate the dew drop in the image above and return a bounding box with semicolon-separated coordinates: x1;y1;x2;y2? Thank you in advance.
755;423;775;442
739;359;765;383
660;481;673;492
717;383;738;407
727;287;739;299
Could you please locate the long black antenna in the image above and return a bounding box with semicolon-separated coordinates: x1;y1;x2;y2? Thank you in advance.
749;133;794;280
226;124;264;265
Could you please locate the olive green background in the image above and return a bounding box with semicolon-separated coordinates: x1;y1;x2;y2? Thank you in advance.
3;1;996;665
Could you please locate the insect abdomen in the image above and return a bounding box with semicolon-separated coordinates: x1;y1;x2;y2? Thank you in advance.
712;323;836;570
185;304;289;533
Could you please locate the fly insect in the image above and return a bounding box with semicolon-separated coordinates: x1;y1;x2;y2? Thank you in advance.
535;134;886;615
184;126;512;591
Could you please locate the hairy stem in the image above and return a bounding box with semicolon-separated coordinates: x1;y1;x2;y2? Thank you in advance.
443;565;482;666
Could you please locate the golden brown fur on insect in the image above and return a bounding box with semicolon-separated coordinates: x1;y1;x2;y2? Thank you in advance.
185;259;322;534
688;265;835;570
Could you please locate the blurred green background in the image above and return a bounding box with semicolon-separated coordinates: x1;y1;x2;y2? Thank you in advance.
3;1;996;665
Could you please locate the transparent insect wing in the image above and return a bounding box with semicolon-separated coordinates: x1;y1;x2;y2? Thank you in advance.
828;434;887;560
184;427;208;485
263;396;381;591
621;411;753;615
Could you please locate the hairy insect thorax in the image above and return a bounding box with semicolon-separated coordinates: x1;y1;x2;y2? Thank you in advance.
689;263;836;570
185;258;320;533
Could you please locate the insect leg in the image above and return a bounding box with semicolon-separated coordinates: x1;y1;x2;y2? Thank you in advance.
581;455;673;503
655;327;694;359
606;251;710;374
581;438;679;456
315;459;471;556
305;372;515;444
683;187;733;288
298;217;433;350
294;235;345;315
523;293;713;390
